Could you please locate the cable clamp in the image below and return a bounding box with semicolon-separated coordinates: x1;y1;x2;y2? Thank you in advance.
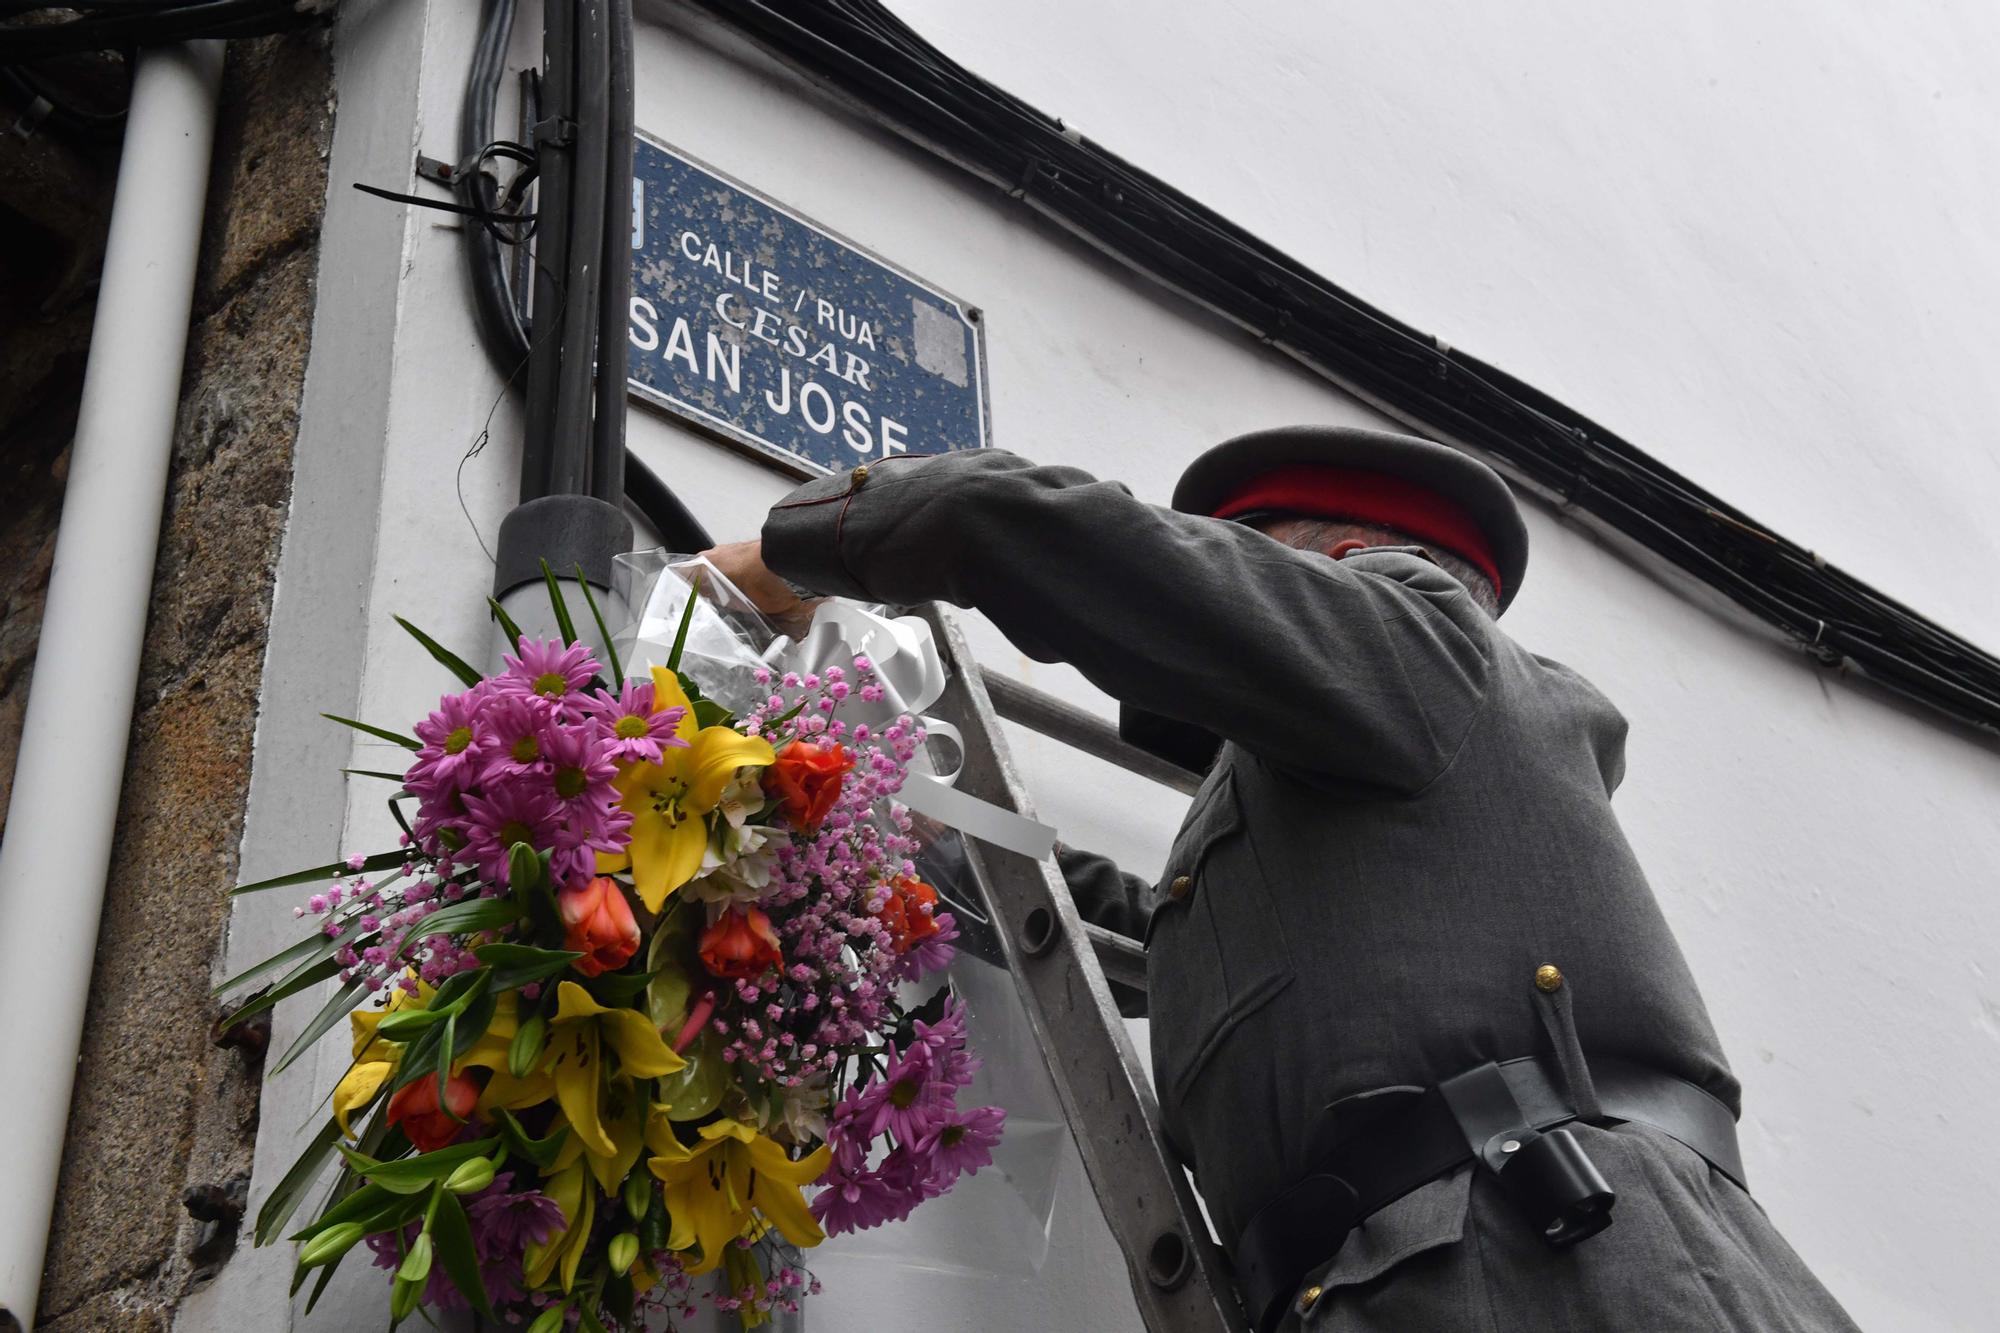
533;115;578;148
1009;155;1045;199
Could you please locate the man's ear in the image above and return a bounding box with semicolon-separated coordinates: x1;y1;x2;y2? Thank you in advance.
1329;538;1369;560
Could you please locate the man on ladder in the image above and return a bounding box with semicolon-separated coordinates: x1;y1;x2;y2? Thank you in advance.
705;426;1856;1332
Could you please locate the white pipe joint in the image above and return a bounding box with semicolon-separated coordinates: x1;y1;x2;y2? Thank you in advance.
0;41;226;1333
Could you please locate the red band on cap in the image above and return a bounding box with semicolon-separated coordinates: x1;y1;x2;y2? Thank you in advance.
1211;464;1503;596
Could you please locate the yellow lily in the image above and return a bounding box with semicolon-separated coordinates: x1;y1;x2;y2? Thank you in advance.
600;667;775;911
522;1161;594;1293
451;991;557;1114
547;1084;647;1197
545;981;683;1159
644;1113;830;1274
331;981;430;1139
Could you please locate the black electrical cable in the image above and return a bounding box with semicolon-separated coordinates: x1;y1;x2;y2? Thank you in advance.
519;0;577;501
589;0;633;507
0;0;314;60
459;0;530;376
0;63;126;141
550;0;608;497
681;0;2000;738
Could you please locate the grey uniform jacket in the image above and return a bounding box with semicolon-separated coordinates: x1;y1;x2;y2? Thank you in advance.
765;450;1850;1329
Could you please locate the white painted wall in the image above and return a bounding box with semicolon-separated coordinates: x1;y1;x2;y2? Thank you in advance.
199;1;2000;1330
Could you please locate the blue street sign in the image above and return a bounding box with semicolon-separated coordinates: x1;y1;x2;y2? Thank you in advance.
628;135;990;475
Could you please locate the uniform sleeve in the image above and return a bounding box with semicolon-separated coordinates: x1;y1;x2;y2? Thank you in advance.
1054;844;1154;1018
762;449;1492;792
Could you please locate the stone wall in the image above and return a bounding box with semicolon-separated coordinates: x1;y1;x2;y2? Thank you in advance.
0;31;336;1330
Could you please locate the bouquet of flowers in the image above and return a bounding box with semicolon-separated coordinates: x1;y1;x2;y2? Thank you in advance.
220;564;1004;1330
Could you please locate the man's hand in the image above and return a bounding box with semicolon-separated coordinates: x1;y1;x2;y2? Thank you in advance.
700;540;823;635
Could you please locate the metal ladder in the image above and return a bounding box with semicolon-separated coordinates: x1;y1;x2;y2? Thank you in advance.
916;605;1249;1333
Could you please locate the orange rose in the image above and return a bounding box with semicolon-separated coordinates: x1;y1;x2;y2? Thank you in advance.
559;875;641;977
387;1070;479;1151
763;741;854;833
697;906;783;980
873;876;942;954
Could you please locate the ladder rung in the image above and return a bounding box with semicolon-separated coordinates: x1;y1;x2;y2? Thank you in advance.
1085;921;1148;995
979;668;1203;795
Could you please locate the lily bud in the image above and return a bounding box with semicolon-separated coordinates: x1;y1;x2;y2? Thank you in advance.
622;1172;652;1220
607;1231;640;1276
376;1007;444;1040
526;1306;567;1333
397;1232;434;1283
298;1221;366;1267
444;1156;497;1195
391;1274;423;1320
508;1013;548;1079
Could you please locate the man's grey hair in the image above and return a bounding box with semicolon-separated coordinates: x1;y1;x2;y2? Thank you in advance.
1248;516;1502;617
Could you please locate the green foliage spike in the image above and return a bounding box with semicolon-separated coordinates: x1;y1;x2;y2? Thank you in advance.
539;559;580;645
322;714;422;751
575;563;623;682
394;615;482;687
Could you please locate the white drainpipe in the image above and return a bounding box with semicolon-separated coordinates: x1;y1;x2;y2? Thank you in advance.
0;40;226;1333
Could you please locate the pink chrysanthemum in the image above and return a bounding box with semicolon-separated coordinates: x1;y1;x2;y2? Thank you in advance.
407;684;493;795
537;720;618;823
472;694;555;779
585;679;689;765
809;1159;916;1235
853;1042;953;1145
460;783;563;884
918;1104;1006;1182
494;636;600;715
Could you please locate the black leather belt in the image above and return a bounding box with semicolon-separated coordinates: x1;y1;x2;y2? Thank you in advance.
1234;1055;1744;1332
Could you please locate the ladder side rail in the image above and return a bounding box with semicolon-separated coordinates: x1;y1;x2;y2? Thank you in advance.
921;606;1249;1333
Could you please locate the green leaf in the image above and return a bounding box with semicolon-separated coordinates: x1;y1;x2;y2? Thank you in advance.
388;793;415;842
218;956;338;1034
429;1191;495;1318
399;897;523;948
583;967;658;1006
488;597;526;653
690;697;731;729
338;1139;500;1195
343;769;412;784
603;1269;636;1328
575;563;623;683
255;1117;344;1245
394;614;484;688
539;559;580;645
667;570;703;670
432;1012;456;1104
644;959;693;1038
474;942;584;990
659;1031;730;1121
270;977;372;1075
290;1182;391;1240
494;1109;571;1168
578;1303;612;1333
322;713;422;751
233;850;406;896
215;915;372;998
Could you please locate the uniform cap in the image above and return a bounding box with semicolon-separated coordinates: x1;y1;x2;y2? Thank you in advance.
1172;425;1529;613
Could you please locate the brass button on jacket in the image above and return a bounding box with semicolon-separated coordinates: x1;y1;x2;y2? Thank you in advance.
1535;963;1564;993
1297;1283;1325;1315
1168;874;1193;901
